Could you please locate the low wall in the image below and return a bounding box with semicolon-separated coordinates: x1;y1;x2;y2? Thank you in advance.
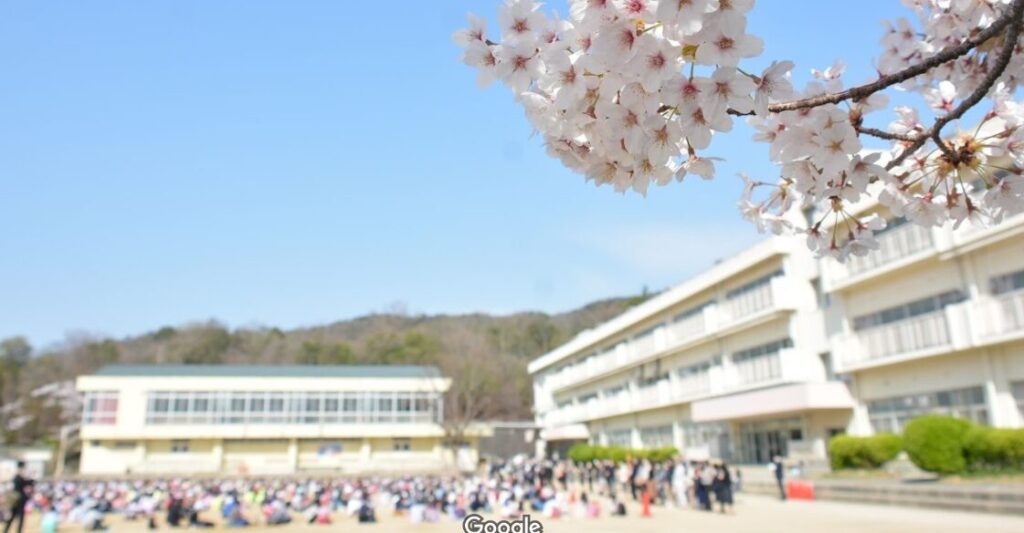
742;479;1024;515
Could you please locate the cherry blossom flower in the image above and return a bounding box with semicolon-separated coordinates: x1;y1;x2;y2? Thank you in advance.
456;0;1024;261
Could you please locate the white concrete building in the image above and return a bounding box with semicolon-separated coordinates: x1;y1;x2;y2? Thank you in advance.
76;365;483;476
530;208;1024;465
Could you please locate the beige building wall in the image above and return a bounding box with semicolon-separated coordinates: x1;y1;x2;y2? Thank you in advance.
75;367;483;475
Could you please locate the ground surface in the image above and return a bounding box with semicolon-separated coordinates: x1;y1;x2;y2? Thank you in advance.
15;493;1024;532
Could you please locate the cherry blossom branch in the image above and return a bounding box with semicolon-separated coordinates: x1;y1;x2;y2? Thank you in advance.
766;0;1024;114
855;125;921;143
889;0;1024;169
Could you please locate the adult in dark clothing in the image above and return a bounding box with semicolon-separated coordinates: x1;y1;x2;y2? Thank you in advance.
166;498;185;527
628;459;640;501
714;463;734;514
771;455;787;501
3;461;32;533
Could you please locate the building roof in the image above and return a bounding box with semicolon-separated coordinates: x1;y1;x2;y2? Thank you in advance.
92;364;443;379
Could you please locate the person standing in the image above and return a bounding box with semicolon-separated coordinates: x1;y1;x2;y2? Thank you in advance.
3;461;33;533
771;455;786;501
715;462;734;514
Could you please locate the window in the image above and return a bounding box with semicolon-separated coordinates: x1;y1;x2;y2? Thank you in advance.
170;440;190;453
639;425;674;448
603;383;627;398
1013;381;1024;419
726;270;783;300
872;215;909;237
318;442;343;455
392;438;411;452
868;386;988;433
853;290;966;331
674;302;711;322
677;360;712;394
734;338;792;361
991;269;1024;296
605;429;632;447
143;391;442;425
733;339;791;385
82;391;119;425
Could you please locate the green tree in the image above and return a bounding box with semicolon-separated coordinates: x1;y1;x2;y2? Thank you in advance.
0;337;32;434
177;324;231;364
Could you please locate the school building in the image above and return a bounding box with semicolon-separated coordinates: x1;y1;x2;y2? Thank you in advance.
76;364;483;476
530;201;1024;466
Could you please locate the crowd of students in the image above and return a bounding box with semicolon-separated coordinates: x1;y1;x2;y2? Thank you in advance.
0;455;745;531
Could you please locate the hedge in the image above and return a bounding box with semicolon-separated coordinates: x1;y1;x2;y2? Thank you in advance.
828;433;903;470
903;415;974;474
964;426;1024;471
567;443;678;463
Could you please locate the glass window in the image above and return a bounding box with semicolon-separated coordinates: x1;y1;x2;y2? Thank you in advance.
991;269;1024;295
142;390;440;425
868;386;988;433
853;290;966;331
82;391;119;425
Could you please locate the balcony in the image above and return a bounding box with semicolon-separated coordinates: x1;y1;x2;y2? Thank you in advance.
544;278;799;395
733;352;782;386
542;349;818;424
720;276;799;326
827;223;935;287
972;289;1024;340
834;303;972;371
667;310;706;344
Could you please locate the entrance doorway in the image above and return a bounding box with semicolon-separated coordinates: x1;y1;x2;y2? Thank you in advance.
738;417;803;463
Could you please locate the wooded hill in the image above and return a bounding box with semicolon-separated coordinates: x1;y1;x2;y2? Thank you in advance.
0;293;648;445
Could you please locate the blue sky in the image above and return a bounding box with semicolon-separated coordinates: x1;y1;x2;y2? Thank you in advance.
0;0;908;349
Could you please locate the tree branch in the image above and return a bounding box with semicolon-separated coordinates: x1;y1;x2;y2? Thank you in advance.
888;0;1024;169
727;0;1024;120
855;125;922;143
770;0;1023;113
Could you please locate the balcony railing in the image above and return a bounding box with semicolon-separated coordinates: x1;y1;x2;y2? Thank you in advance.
858;310;950;362
734;353;782;386
677;372;711;397
843;223;934;277
668;312;706;344
632;331;658;360
723;280;775;322
546;279;797;394
974;289;1024;338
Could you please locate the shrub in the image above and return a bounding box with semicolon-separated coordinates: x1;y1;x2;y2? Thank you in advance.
903;415;974;474
828;434;903;470
567;444;678;464
964;427;1024;471
567;443;594;463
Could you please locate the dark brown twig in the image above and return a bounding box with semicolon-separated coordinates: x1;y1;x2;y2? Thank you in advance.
888;0;1024;169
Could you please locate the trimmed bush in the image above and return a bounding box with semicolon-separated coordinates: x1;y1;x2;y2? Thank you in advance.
965;426;1024;471
829;433;903;470
567;443;595;463
567;444;678;464
903;415;974;474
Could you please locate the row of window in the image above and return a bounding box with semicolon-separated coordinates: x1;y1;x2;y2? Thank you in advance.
89;438;413;453
81;391;444;426
145;391;443;425
548;271;784;381
725;270;783;300
852;290;966;331
867;385;988;434
561;338;793;408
